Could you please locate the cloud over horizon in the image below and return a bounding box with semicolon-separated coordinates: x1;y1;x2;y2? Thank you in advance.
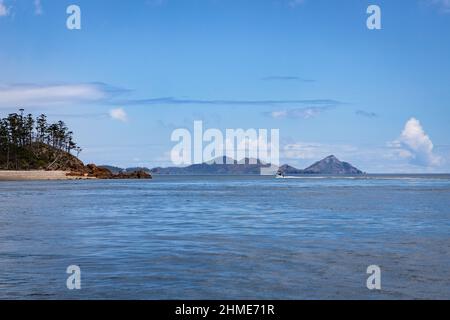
390;118;442;167
282;142;359;161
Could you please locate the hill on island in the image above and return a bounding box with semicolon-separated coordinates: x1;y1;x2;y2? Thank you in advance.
0;111;85;171
278;155;364;175
0;141;87;171
149;155;364;175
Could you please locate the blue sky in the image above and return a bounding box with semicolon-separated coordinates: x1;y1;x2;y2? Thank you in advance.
1;0;449;172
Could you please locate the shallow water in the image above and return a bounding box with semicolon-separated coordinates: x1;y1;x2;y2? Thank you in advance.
0;175;449;299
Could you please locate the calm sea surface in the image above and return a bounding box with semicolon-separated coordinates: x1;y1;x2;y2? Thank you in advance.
0;175;449;299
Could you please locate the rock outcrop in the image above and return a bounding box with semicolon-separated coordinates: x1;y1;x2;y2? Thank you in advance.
68;164;152;179
115;169;152;179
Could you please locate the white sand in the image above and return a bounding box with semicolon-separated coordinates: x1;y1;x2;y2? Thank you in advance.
0;170;88;181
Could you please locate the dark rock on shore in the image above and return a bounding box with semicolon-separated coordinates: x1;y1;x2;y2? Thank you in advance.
68;164;152;179
115;169;152;179
98;165;152;175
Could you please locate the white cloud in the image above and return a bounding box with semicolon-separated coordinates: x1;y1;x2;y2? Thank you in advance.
109;108;128;122
0;0;9;16
282;142;358;161
390;118;442;167
279;138;448;173
34;0;43;15
270;110;288;119
0;83;118;108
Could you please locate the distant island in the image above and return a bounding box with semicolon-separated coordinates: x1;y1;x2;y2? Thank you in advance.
0;110;151;180
149;157;270;175
146;155;364;175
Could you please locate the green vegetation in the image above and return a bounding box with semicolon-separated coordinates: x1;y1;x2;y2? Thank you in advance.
0;109;82;170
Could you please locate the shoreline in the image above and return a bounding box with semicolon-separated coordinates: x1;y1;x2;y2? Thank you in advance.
0;170;94;181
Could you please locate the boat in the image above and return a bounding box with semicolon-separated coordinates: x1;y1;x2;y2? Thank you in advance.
275;171;286;179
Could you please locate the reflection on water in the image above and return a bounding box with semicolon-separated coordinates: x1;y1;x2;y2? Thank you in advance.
0;175;449;299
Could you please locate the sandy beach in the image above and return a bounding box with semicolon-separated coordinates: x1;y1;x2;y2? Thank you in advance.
0;171;88;181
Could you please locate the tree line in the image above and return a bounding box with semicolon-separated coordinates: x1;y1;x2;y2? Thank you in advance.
0;109;81;169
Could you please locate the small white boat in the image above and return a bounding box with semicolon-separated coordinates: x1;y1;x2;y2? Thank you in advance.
275;172;286;179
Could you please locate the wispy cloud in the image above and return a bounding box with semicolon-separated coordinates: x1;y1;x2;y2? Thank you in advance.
282;142;358;161
429;0;450;13
389;117;442;167
0;0;9;17
266;106;336;119
34;0;43;15
262;76;315;82
288;0;305;8
0;82;341;114
0;83;127;108
355;110;378;118
109;108;128;122
126;97;341;107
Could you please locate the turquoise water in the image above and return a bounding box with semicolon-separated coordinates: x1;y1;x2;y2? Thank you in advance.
0;175;449;299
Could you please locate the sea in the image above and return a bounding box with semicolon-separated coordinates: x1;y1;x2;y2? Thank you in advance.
0;175;449;299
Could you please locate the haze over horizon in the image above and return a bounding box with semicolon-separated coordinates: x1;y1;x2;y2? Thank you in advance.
1;0;449;173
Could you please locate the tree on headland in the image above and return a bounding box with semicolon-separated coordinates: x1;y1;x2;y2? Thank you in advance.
0;110;80;170
1;109;151;179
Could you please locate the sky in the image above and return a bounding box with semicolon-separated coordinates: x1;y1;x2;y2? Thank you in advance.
1;0;449;173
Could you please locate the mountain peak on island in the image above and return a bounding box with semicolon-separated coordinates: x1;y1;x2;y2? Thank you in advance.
324;155;338;160
301;155;363;174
